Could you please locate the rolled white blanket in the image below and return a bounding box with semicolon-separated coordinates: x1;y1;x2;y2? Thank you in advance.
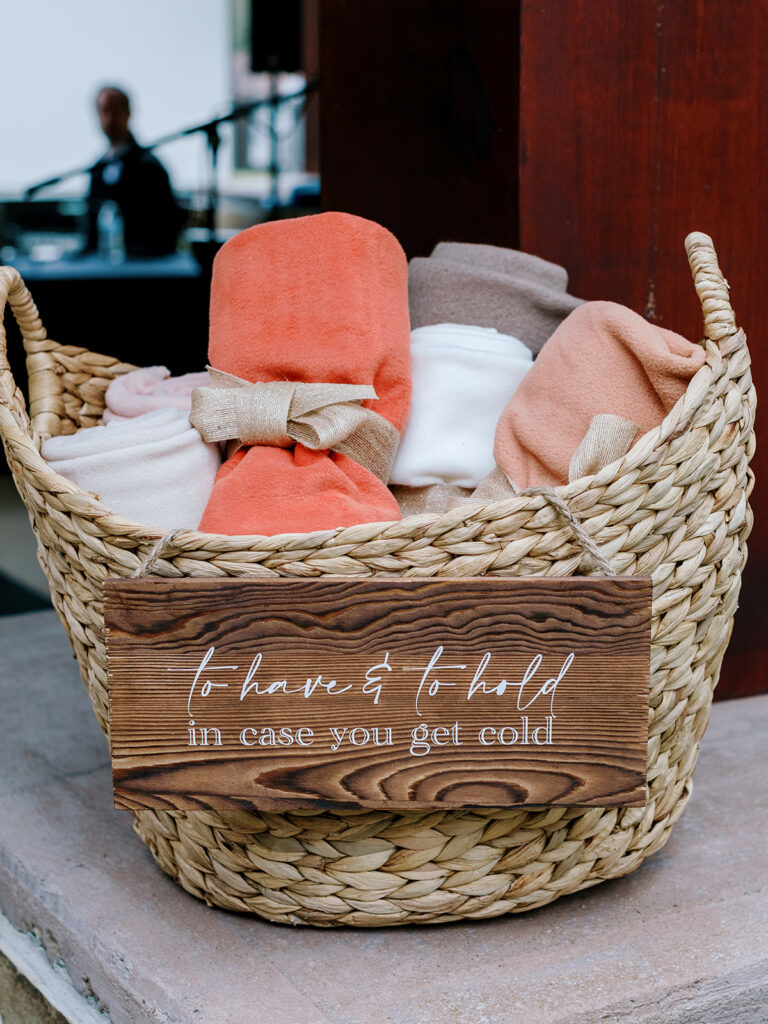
103;366;210;423
390;323;533;489
42;408;221;530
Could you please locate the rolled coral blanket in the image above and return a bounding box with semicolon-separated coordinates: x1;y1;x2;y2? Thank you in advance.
196;211;411;537
477;300;706;493
42;408;221;530
408;241;582;354
103;366;210;422
390;323;533;489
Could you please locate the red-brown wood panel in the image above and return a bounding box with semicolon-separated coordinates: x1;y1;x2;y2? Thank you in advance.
520;0;768;698
319;0;521;258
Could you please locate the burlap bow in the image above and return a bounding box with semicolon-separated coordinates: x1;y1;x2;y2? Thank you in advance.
189;367;399;482
470;413;640;504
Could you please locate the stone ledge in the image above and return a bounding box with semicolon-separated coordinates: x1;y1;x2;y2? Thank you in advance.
0;610;766;1024
0;910;110;1024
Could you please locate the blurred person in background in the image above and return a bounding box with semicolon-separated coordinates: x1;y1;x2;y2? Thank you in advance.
84;86;185;257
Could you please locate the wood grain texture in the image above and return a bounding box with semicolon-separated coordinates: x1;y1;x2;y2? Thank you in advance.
519;0;765;698
106;576;650;812
319;0;521;258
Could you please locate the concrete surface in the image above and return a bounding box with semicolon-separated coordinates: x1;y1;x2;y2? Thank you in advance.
0;477;49;599
0;909;108;1024
0;610;765;1024
0;951;70;1024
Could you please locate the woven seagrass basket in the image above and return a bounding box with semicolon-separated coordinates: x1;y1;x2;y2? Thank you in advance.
0;233;754;927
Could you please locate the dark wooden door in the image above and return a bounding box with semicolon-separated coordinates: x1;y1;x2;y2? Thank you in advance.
519;0;767;698
319;0;521;257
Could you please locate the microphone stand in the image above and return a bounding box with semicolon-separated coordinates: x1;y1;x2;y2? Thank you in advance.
23;79;319;238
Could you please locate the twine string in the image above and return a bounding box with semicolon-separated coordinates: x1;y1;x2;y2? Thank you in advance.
503;474;617;576
131;529;186;578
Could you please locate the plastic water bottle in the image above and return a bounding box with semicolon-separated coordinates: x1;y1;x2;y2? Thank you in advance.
97;200;125;264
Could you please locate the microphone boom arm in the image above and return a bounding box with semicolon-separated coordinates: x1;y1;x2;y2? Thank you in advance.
23;79;319;200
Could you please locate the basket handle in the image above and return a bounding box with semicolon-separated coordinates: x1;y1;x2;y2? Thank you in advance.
0;267;48;436
685;232;738;343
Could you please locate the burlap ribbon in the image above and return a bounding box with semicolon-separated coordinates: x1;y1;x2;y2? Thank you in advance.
470;413;640;505
393;414;640;518
390;483;474;518
189;367;400;483
567;414;639;481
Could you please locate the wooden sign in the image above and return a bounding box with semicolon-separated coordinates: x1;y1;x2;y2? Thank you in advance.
105;576;651;812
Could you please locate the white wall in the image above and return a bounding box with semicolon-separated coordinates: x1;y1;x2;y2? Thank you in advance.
0;0;232;196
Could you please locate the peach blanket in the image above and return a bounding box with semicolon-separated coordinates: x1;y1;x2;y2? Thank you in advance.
489;300;706;490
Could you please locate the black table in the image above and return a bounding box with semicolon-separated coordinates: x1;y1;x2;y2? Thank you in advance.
4;252;210;377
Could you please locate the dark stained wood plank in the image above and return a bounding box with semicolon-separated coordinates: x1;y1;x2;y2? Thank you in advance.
519;0;765;698
319;0;521;258
106;576;650;811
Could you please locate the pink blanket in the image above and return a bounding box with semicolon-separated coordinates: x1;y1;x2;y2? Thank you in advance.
104;366;210;422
